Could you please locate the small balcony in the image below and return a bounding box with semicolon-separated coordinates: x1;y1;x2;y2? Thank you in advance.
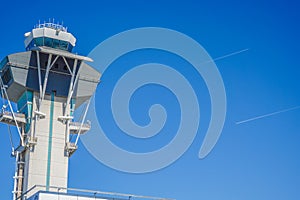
0;111;26;126
69;121;90;134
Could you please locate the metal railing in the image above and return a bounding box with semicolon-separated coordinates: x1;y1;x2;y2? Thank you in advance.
19;185;174;200
69;121;91;128
0;111;26;118
36;22;67;32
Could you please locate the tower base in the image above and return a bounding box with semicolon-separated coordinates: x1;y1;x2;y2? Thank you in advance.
27;191;110;200
21;185;169;200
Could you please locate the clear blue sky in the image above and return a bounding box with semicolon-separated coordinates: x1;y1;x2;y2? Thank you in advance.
1;0;300;199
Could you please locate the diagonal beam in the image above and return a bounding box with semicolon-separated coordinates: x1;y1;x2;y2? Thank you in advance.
74;98;91;146
65;59;78;116
41;55;59;101
67;69;80;105
36;51;42;109
41;54;52;102
62;56;73;75
0;77;24;146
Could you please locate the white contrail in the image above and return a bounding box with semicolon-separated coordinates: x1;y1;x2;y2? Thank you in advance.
236;106;300;125
202;48;249;64
213;48;249;62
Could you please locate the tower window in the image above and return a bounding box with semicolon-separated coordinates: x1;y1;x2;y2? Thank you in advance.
53;39;60;48
44;37;53;47
0;57;8;70
26;37;73;52
59;41;68;50
2;68;12;85
34;37;44;46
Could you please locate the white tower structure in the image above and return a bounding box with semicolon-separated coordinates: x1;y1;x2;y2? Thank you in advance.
0;22;171;200
0;22;100;200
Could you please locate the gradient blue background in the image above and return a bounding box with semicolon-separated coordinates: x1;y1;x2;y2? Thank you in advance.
0;0;300;199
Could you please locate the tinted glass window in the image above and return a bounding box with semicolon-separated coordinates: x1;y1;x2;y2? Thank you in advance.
59;40;68;50
34;37;44;46
0;57;8;70
44;37;53;47
2;68;12;85
68;44;73;52
53;39;60;48
27;37;72;52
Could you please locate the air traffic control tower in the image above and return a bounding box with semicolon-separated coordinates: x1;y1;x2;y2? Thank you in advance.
0;22;101;199
0;22;171;200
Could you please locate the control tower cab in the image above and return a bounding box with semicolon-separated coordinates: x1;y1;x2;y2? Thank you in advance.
24;23;75;52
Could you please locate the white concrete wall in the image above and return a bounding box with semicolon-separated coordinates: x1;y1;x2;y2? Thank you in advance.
23;92;69;197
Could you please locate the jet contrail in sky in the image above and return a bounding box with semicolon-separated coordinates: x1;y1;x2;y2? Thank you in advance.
236;106;300;125
202;48;249;64
213;48;249;62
